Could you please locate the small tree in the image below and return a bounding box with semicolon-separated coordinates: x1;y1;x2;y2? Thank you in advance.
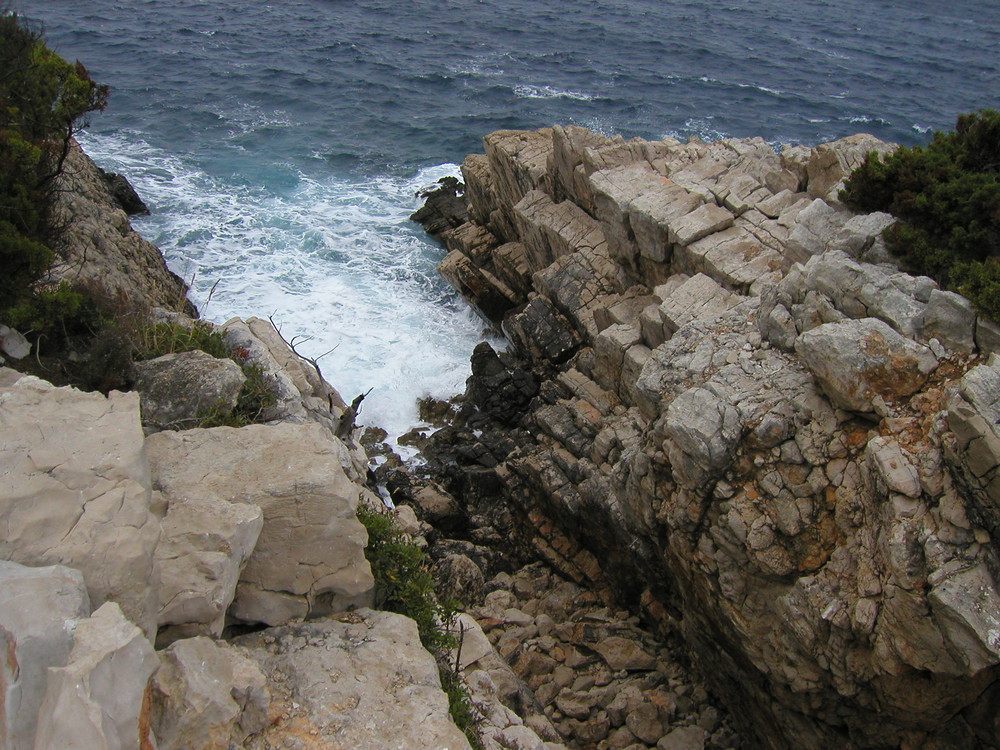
0;9;108;315
840;110;1000;318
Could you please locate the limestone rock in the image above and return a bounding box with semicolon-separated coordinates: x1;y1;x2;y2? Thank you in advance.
795;318;937;412
154;493;263;645
805;134;896;204
920;288;977;355
657;725;708;750
0;561;90;750
0;325;30;360
0;377;161;636
236;610;472;749
145;422;374;627
438;246;522;324
151;636;269;750
592;636;657;672
665;387;743;487
504;296;581;365
221;316;349;435
46;139;192;314
133;349;246;430
33;602;159;750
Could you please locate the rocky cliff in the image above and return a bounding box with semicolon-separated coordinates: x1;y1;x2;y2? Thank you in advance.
1;141;555;750
415;126;1000;748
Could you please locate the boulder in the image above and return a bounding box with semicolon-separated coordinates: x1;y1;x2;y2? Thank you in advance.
235;610;472;749
0;561;91;750
805;134;896;204
794;318;938;412
145;422;374;627
33;602;159;750
154;493;263;645
151;636;269;750
132;349;246;430
0;376;161;637
0;325;30;360
920;289;977;355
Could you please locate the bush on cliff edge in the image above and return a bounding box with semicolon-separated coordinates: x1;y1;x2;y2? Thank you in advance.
840;109;1000;319
0;9;108;317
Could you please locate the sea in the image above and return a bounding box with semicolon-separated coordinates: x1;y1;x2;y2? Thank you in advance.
18;0;1000;439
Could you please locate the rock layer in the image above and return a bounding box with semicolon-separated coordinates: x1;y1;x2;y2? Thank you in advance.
421;126;1000;748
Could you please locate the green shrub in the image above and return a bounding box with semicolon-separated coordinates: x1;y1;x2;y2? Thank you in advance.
0;10;108;317
356;505;482;746
133;320;230;361
840;109;1000;319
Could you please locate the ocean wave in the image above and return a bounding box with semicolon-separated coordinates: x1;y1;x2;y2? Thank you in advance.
843;115;890;126
77;131;488;441
696;75;783;96
513;84;594;101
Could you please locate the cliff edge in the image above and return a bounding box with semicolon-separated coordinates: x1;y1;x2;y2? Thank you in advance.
418;125;1000;749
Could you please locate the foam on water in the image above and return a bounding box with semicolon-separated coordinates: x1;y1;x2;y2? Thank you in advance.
80;131;490;440
513;84;595;102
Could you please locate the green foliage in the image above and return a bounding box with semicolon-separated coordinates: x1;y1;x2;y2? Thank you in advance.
196;361;278;428
0;220;52;310
952;259;1000;322
6;281;107;339
440;668;479;741
0;10;108;316
132;320;230;361
840;109;1000;318
356;505;482;746
357;504;457;650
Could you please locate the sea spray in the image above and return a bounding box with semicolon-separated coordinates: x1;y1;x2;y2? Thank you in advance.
80;131;491;440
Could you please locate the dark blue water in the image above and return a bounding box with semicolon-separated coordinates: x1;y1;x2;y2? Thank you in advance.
16;0;1000;436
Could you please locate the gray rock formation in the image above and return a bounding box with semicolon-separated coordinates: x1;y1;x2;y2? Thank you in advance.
154;492;263;645
151;636;269;750
235;609;473;749
0;561;90;750
0;373;161;637
33;602;159;750
146;422;374;627
133;349;246;430
423;126;1000;748
47;139;192;314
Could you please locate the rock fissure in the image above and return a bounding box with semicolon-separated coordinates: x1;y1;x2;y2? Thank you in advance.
407;125;1000;750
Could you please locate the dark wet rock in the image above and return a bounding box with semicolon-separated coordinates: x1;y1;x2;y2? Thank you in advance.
410;176;469;240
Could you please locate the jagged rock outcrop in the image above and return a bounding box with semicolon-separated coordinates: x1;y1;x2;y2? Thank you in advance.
150;636;269;750
33;602;159;750
418;125;1000;748
47;139;193;315
0;561;91;750
146;422;375;628
0;372;162;637
234;609;474;749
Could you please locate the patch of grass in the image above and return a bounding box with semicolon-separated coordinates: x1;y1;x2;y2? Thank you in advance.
356;504;483;747
133;320;229;361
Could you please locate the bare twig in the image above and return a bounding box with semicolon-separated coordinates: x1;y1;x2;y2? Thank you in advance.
453;619;466;674
266;314;338;385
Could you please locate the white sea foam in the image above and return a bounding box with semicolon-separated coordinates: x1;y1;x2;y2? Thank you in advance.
697;75;782;96
513;84;594;101
79;132;491;442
